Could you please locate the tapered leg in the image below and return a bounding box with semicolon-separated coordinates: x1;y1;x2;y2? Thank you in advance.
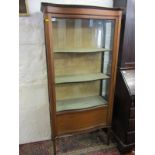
97;129;107;144
52;137;56;155
107;127;111;145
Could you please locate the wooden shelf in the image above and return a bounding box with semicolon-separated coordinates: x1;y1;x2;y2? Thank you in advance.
56;96;107;112
55;73;110;84
54;48;110;53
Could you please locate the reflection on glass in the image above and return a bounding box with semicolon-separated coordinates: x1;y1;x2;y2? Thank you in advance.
52;18;113;49
101;79;110;100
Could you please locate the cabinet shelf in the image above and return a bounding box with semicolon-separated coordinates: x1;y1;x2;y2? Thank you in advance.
55;73;110;84
54;48;110;53
56;96;107;112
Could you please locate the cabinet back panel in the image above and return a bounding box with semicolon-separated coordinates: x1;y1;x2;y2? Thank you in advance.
56;81;100;100
52;19;104;49
54;53;101;76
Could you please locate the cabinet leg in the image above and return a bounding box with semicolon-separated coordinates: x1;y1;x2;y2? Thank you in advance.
107;128;111;145
52;137;56;155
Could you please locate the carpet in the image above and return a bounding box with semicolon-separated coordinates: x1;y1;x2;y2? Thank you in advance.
20;131;120;155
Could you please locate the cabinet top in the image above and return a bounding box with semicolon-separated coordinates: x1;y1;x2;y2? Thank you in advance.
41;3;122;16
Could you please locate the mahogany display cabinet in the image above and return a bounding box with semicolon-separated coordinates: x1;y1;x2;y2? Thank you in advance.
41;3;122;154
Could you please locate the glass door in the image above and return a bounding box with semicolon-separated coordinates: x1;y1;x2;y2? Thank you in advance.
51;18;115;112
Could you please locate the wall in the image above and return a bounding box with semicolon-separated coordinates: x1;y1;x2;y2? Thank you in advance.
19;0;113;144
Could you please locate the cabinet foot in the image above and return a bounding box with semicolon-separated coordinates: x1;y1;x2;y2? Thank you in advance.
52;138;56;155
97;128;111;145
107;128;111;145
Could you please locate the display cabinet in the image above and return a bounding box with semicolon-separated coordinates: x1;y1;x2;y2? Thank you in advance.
41;3;122;154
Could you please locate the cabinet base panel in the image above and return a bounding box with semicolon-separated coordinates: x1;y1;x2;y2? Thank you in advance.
55;124;111;138
56;106;108;136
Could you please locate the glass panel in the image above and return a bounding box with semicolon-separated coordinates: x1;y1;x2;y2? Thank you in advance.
102;20;114;75
101;79;110;101
52;18;115;112
52;18;114;50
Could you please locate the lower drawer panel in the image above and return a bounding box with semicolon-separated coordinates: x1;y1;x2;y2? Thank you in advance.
56;106;107;136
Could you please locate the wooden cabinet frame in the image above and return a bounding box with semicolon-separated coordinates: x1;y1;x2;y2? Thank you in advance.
41;3;122;154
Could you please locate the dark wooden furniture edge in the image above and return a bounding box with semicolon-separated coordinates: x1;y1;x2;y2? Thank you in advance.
121;69;135;97
41;2;123;12
114;0;135;69
119;67;135;70
112;131;135;153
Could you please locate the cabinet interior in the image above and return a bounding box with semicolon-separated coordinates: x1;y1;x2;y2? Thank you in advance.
52;18;114;112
